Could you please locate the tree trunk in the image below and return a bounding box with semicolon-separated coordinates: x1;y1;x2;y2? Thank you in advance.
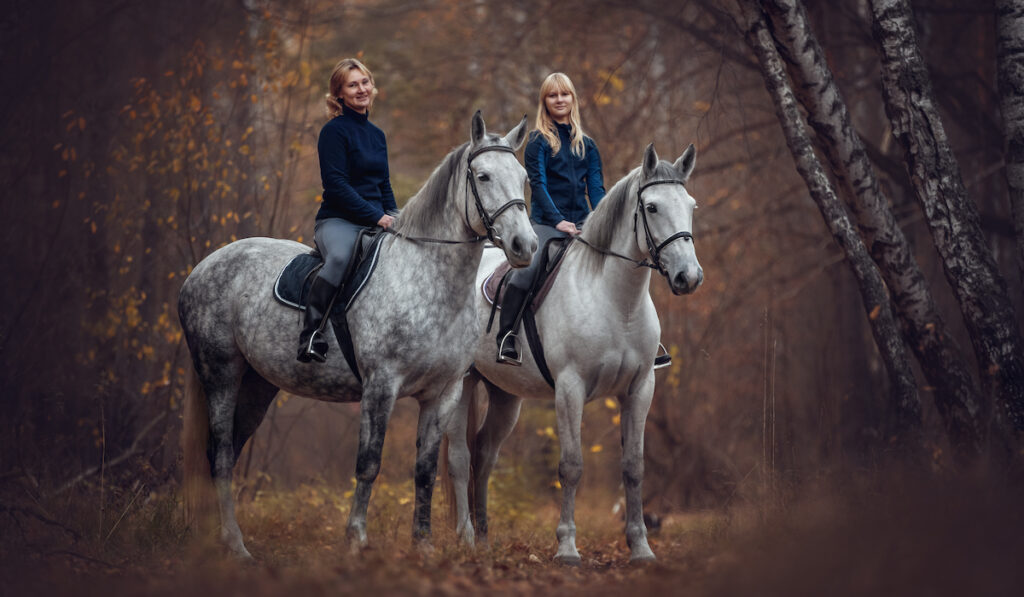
737;0;922;441
871;0;1024;433
760;0;984;457
997;0;1024;285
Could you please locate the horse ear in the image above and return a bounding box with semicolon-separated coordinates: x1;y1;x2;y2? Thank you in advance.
674;144;697;182
503;114;528;151
642;143;659;179
471;110;486;145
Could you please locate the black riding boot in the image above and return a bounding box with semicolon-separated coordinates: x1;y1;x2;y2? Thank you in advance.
297;276;339;363
496;285;529;365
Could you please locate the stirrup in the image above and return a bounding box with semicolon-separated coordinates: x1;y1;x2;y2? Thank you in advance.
496;331;522;366
299;331;328;364
653;343;672;370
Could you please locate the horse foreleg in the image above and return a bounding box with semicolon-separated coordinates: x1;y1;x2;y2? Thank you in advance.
553;375;585;566
412;380;462;547
446;373;479;547
472;382;522;545
620;372;656;562
346;377;398;552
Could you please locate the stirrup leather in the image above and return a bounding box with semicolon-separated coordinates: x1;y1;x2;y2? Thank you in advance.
496;330;522;366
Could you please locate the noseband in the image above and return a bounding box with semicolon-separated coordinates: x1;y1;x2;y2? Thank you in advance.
465;144;527;245
633;179;695;276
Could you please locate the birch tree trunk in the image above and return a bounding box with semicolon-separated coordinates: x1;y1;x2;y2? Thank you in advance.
872;0;1024;432
997;0;1024;284
760;0;983;456
737;0;922;439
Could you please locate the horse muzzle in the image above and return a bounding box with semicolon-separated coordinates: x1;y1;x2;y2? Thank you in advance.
501;231;537;268
669;266;703;296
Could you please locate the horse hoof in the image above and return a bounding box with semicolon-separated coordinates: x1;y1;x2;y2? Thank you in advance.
554;554;582;567
630;552;657;565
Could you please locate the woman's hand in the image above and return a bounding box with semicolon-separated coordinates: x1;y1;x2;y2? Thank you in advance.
555;220;580;235
377;214;395;229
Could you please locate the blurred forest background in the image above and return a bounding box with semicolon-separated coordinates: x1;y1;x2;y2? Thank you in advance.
2;0;1024;588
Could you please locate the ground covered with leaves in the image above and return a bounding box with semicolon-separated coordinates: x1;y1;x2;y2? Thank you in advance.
2;472;1023;596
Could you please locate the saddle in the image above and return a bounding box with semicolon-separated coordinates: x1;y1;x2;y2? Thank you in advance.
482;237;571;310
483;237;571;388
274;229;388;382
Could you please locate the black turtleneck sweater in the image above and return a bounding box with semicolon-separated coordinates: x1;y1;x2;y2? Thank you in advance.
316;104;397;225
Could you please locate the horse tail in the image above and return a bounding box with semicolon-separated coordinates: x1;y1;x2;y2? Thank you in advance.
182;366;216;529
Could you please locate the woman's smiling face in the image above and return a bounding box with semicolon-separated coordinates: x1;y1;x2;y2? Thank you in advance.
341;68;374;113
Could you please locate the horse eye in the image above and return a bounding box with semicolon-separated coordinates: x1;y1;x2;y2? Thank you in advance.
477;173;490;182
646;203;657;214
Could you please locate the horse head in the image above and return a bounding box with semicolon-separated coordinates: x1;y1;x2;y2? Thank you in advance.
636;143;703;295
466;111;537;267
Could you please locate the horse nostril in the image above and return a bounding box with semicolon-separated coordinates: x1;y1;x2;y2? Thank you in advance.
673;272;688;291
512;236;522;257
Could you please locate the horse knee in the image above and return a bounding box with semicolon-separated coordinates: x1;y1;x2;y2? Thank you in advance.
414;458;437;489
355;452;381;483
622;458;644;489
558;459;583;487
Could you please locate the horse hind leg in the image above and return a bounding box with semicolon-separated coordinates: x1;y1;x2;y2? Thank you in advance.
232;369;279;462
195;350;252;559
472;380;522;546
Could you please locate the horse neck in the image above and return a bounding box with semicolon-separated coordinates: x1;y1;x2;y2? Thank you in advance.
424;167;483;272
573;217;654;316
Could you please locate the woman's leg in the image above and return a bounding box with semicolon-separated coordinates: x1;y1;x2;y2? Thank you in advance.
496;223;567;364
297;218;366;363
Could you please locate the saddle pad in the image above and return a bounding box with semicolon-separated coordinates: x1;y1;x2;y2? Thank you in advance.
273;232;387;315
274;252;322;310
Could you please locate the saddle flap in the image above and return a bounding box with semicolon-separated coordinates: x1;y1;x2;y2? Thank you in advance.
481;237;571;310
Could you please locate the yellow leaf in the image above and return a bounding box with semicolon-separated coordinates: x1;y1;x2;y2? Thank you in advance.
868;305;881;320
694;100;711;113
189;94;201;113
604;398;617;410
590;445;603;453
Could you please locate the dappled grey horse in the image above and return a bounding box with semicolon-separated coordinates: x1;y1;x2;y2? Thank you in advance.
445;144;703;564
180;112;537;558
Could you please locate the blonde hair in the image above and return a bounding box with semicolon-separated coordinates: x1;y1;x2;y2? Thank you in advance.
534;72;586;157
325;58;378;117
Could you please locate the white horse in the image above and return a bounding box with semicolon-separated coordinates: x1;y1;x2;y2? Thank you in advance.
445;143;703;564
179;112;538;558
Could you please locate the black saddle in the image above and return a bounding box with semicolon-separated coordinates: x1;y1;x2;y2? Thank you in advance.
274;229;386;316
274;229;387;382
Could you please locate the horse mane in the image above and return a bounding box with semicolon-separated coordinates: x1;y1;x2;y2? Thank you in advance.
393;142;470;237
577;160;678;272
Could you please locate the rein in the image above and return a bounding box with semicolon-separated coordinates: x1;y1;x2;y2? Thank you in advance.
575;177;694;275
385;144;526;246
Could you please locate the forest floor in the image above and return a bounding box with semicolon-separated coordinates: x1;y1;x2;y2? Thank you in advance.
2;472;1023;596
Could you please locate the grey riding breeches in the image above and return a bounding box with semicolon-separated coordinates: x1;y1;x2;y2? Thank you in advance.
314;217;368;287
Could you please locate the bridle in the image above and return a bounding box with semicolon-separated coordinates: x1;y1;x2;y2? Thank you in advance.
464;144;527;246
576;177;694;277
634;179;695;276
385;143;526;246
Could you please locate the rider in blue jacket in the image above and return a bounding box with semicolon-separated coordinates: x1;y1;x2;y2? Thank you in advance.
497;72;605;365
298;58;396;363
